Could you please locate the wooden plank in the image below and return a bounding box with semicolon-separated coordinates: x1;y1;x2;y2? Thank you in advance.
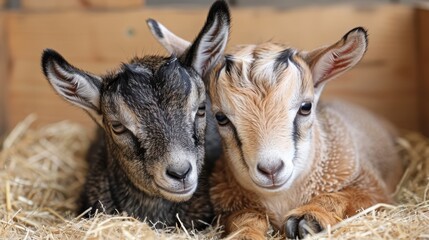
416;6;429;136
6;9;206;129
5;5;420;133
20;0;143;11
0;13;8;136
86;0;144;9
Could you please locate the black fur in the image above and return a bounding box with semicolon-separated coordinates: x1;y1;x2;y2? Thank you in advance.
146;19;164;38
42;49;103;115
183;0;230;69
274;48;295;71
80;130;214;229
86;56;217;229
228;121;249;171
42;49;101;91
224;54;234;75
41;0;229;230
42;51;222;230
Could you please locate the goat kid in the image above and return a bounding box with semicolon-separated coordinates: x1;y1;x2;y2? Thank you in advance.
41;0;229;229
151;26;405;239
210;28;405;239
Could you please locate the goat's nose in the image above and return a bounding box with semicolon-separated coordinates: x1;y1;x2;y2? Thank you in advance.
257;161;284;177
166;163;192;181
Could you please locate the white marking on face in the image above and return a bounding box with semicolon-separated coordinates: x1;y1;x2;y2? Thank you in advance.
250;148;294;187
154;146;198;201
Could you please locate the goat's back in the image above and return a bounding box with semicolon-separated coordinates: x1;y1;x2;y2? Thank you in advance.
317;100;404;193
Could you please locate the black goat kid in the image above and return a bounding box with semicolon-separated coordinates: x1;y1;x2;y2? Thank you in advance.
41;0;230;229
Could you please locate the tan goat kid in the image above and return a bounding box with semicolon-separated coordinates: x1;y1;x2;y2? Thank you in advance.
148;23;405;239
209;28;405;239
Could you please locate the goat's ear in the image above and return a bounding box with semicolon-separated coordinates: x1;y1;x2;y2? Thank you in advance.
146;19;191;56
182;0;230;76
41;49;103;125
304;27;368;93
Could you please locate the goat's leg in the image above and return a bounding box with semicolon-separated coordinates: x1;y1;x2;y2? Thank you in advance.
224;209;269;240
284;185;388;239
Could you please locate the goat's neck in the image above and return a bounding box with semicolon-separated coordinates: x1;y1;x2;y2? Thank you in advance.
105;152;179;226
105;145;213;229
299;108;360;197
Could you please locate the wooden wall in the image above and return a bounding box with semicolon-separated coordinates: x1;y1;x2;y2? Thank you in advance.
20;0;144;10
416;6;429;136
0;4;428;136
0;14;8;136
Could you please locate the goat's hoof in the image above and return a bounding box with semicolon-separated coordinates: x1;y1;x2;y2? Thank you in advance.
285;215;322;239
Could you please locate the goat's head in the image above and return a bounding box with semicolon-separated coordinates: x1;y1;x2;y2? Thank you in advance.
150;25;367;194
41;0;229;202
206;28;368;194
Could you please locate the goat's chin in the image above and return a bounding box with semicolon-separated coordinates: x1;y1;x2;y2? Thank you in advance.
250;180;287;194
249;171;295;194
156;183;197;202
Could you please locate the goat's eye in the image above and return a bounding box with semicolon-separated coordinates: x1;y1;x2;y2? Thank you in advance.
298;102;312;116
215;112;230;126
197;103;206;117
111;121;126;134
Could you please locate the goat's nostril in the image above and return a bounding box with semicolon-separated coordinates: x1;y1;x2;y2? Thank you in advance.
257;161;284;176
166;164;192;181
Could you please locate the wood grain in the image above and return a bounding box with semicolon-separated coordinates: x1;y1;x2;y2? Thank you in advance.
20;0;144;11
4;5;421;134
6;9;207;129
0;14;8;136
416;6;429;136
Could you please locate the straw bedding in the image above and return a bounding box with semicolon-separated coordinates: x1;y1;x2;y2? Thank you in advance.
1;115;428;239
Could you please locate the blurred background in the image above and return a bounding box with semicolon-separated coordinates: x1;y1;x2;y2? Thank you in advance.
0;0;428;139
1;0;421;8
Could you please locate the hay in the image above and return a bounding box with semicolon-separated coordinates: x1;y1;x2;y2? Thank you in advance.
1;116;428;239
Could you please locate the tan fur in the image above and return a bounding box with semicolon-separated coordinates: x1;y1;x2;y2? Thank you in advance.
208;41;405;238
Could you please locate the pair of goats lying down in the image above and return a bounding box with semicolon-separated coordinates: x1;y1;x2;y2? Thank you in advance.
152;18;405;238
42;0;405;238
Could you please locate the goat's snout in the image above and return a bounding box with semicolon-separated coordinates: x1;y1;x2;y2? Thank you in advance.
257;161;284;178
166;163;192;181
154;149;198;200
251;156;293;191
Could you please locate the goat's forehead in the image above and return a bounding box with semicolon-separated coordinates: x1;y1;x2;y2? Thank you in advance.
224;43;309;84
102;59;203;115
212;43;312;112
